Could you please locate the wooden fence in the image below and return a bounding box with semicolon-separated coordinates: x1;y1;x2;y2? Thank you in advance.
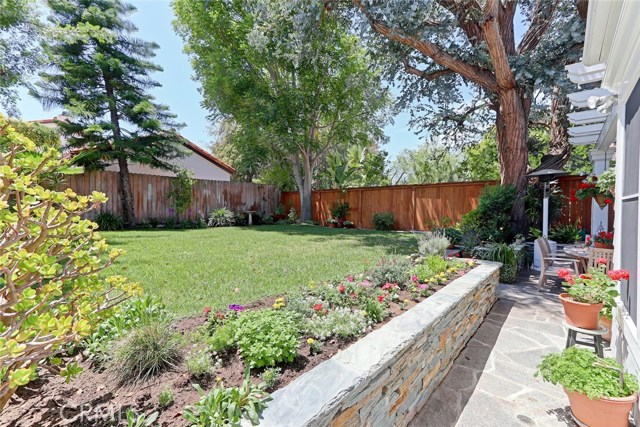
64;171;280;221
281;176;613;231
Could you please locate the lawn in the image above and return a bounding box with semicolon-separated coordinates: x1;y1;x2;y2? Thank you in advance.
103;225;416;316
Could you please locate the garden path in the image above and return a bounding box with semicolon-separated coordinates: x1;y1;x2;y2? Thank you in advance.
410;274;583;427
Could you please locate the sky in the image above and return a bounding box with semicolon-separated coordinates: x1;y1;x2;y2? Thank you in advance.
14;0;423;160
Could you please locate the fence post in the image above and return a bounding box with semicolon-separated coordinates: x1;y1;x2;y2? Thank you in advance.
411;186;416;231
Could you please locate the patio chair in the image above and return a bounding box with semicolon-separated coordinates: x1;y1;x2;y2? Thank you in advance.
587;247;614;273
536;237;581;291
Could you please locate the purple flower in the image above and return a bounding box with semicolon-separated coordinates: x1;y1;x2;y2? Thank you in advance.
418;284;428;290
228;304;245;312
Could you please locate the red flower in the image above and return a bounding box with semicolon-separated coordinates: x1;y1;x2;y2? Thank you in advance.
338;283;345;294
565;275;576;285
579;274;592;280
578;183;589;189
313;303;323;312
608;269;631;281
597;258;608;265
558;268;571;279
382;283;396;291
604;198;613;205
203;306;212;315
377;294;385;303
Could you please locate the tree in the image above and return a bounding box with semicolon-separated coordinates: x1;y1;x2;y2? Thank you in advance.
33;0;185;227
317;144;390;189
389;143;461;184
0;0;42;114
346;0;585;232
0;114;136;411
174;0;390;221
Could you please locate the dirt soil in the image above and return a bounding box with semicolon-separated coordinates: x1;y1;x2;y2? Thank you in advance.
0;272;467;427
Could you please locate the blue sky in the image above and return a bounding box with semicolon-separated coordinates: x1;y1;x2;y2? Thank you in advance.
14;0;423;159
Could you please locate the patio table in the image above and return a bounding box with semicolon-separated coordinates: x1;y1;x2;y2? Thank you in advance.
563;245;589;273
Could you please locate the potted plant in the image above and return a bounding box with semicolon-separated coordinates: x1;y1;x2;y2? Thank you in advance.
329;201;350;228
557;265;628;329
327;218;338;228
594;230;614;249
343;220;354;229
536;347;638;427
600;303;613;342
576;175;614;209
274;203;286;221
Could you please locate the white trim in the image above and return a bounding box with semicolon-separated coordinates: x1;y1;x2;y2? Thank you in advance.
567;109;608;125
569;135;599;145
583;0;623;66
568;123;604;137
568;88;614;108
566;62;606;84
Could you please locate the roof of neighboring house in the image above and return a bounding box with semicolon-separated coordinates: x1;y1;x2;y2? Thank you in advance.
31;117;236;174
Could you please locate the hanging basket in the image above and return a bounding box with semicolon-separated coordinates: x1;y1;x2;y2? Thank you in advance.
594;194;609;210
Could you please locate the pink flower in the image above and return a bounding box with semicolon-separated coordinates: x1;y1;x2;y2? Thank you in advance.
360;280;372;288
313;303;323;312
597;258;608;265
346;275;354;282
411;275;418;282
382;283;397;291
418;284;428;290
338;283;345;294
203;306;212;315
608;269;631;281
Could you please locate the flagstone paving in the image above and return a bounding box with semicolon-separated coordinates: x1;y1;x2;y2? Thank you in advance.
410;273;582;427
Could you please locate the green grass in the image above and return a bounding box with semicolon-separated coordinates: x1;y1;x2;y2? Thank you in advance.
104;225;415;316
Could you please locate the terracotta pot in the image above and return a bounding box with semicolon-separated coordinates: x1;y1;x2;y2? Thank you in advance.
600;316;612;342
595;241;614;249
559;293;603;329
328;222;336;228
565;389;637;427
337;220;344;229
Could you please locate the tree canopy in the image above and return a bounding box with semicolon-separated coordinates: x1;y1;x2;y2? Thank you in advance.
174;0;391;220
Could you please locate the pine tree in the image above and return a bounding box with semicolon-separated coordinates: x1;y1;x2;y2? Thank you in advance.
34;0;185;227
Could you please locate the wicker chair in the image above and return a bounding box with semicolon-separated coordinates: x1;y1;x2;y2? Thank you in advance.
536;237;581;291
587;247;614;272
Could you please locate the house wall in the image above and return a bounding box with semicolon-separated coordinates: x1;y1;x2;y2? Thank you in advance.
104;151;232;181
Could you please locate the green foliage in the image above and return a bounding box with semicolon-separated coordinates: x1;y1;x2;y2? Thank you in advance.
168;169;195;215
233;310;300;368
35;0;186;224
329;201;350;220
287;207;298;222
183;377;271;427
302;308;369;340
94;210;125;231
208;208;236;227
158;387;174;409
368;255;411;287
461;185;516;243
260;367;281;390
417;231;450;257
564;267;619;305
460;131;501;181
372;211;394;231
549;224;581;244
85;296;170;365
0;115;136;410
481;244;518;284
443;228;462;245
111;323;181;384
207;322;238;354
389;144;461;184
525;184;564;230
186;348;215;379
536;347;639;400
411;255;460;284
362;299;387;323
126;409;159;427
597;167;616;193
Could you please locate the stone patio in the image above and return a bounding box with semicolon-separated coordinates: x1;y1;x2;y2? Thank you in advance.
410;273;581;427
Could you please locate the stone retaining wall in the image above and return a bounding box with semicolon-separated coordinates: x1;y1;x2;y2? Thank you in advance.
251;261;501;427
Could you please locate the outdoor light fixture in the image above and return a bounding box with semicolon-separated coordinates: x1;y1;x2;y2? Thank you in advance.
526;169;569;239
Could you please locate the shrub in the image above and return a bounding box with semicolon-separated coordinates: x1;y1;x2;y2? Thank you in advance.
262;214;275;225
158;386;174;408
0;115;136;411
186;348;215;379
368;255;411;287
417;231;450;257
362;299;387;323
94;210;125;231
287;207;298;222
329;201;350;220
207;322;238;353
149;217;159;228
481;243;518;283
111;323;181;384
235;211;249;226
372;211;394;231
443;227;462;245
234;310;300;368
460;184;516;243
260;367;281;390
303;308;368;340
284;295;324;319
183;376;271;427
85;296;170;365
536;347;639;400
167;169;194;215
208;207;235;227
549;224;581;244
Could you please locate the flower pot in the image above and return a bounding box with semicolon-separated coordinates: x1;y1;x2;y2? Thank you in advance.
595;241;614;249
337;220;344;228
594;194;609;210
599;316;612;342
559;293;603;329
565;389;637;427
328;223;336;228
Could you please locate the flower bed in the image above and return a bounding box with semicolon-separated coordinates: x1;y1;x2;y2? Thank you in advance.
1;255;481;427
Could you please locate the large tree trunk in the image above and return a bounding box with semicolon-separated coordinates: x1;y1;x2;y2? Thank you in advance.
290;154;313;222
494;88;530;234
534;86;572;171
117;156;136;227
